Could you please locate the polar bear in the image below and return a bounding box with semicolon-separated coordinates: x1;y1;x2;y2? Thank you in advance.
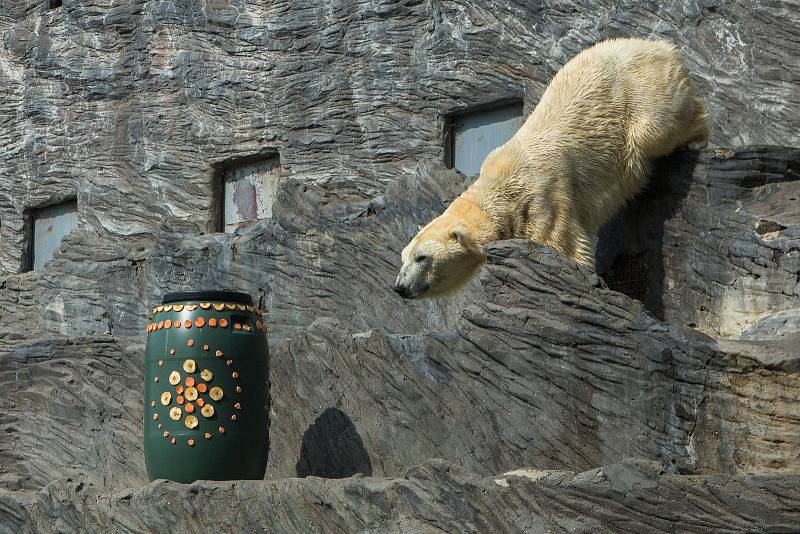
393;38;708;299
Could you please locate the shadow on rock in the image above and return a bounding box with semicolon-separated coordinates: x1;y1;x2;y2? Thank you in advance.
295;408;372;478
596;148;697;320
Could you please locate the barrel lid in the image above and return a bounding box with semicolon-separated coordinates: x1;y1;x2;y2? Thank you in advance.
162;290;253;305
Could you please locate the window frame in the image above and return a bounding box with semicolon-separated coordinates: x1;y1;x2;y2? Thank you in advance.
443;99;525;175
212;151;281;234
24;197;78;272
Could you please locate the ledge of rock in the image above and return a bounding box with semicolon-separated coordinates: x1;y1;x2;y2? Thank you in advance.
2;459;799;533
3;241;799;496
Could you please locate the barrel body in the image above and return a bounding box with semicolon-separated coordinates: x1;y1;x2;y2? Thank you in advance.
144;291;269;483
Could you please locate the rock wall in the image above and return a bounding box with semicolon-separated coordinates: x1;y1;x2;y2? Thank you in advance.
2;0;800;341
3;460;800;533
3;230;799;492
1;0;799;532
597;147;800;338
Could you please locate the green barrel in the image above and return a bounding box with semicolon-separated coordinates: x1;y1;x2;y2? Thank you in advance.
144;290;269;483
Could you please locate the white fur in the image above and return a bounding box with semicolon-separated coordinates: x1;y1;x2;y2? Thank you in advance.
395;38;709;299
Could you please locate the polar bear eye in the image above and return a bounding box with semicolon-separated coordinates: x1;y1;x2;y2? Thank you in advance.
415;255;430;263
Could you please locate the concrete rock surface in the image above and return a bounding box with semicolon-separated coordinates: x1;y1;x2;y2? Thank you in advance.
2;459;800;533
1;0;799;532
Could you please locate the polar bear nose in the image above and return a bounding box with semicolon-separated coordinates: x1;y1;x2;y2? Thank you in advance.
392;283;410;298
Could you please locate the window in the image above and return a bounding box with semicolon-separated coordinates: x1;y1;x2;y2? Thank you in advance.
29;200;77;271
218;154;280;233
446;102;524;177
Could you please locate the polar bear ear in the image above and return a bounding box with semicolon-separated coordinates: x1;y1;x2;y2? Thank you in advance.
449;229;468;245
450;228;483;255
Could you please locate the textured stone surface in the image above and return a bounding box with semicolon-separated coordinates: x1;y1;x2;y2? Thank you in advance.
1;0;800;531
0;338;146;491
2;459;800;533
598;147;800;339
1;147;799;348
268;242;800;480
3;241;800;497
2;0;800;280
0;165;475;345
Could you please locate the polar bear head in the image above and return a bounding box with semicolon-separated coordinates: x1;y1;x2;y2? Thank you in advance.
393;213;486;299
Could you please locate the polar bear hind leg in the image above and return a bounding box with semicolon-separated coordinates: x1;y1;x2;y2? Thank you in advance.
684;96;710;149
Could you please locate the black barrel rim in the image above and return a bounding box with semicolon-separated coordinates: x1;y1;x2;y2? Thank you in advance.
162;290;253;305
